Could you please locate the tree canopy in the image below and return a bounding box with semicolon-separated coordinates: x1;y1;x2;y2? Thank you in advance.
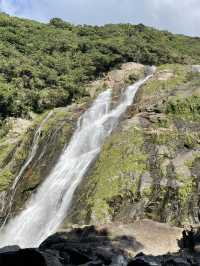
0;13;199;118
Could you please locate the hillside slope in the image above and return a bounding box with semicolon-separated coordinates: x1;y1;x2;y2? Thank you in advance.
0;13;200;120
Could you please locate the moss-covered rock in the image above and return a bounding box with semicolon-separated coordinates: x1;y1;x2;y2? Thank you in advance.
65;118;147;225
63;64;200;227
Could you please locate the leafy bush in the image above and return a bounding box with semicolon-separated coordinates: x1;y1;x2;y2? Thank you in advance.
166;96;200;121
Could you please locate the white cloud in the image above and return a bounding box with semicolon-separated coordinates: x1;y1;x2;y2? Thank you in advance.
149;0;200;36
0;0;17;14
0;0;200;36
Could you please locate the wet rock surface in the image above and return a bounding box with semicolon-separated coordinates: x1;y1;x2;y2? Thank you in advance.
67;64;200;227
0;225;200;266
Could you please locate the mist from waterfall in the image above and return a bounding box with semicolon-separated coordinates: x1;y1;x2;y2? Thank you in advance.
0;69;154;248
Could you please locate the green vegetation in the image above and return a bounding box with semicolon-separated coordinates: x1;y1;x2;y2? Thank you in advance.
0;13;200;119
166;96;200;121
69;124;148;224
141;64;188;97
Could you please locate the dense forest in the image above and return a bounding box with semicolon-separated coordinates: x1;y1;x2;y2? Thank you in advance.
0;12;200;119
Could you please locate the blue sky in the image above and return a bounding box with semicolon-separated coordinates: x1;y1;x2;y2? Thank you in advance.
0;0;200;36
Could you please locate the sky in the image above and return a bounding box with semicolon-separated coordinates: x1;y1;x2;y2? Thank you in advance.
0;0;200;36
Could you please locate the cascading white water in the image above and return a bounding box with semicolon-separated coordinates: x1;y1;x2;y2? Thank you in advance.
0;69;155;248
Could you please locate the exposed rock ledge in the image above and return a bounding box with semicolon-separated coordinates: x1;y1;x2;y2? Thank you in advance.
59;219;182;256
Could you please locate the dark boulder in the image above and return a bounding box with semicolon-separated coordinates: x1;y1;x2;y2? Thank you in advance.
128;253;200;266
0;248;62;266
0;245;20;253
39;234;67;250
128;253;161;266
179;227;200;252
1;226;200;265
39;226;128;265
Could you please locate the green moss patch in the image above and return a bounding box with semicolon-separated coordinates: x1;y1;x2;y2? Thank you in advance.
71;125;148;224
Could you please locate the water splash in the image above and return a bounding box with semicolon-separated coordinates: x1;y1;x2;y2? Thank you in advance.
0;69;155;248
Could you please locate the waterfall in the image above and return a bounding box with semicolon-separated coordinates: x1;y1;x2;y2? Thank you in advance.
0;68;155;248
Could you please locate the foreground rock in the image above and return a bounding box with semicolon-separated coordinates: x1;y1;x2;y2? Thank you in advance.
1;224;200;266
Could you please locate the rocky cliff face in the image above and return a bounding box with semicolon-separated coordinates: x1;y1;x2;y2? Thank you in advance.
65;64;200;227
0;104;91;223
0;63;200;229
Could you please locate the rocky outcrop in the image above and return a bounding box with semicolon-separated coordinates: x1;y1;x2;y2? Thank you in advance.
0;106;81;223
66;64;200;227
85;63;144;99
